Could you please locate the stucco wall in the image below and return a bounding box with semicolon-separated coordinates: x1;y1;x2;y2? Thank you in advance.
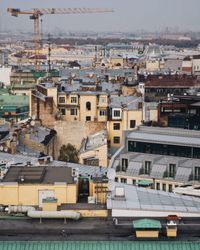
54;121;106;159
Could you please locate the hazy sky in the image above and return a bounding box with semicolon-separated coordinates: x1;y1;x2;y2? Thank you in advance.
0;0;200;33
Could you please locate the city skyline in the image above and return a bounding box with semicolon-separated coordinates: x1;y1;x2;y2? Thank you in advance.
0;0;200;33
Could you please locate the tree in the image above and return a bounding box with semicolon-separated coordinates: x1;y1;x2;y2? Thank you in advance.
58;144;79;163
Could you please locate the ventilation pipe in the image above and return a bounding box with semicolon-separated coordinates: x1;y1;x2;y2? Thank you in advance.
27;210;80;220
8;205;80;220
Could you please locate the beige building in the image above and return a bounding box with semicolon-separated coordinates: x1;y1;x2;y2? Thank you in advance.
79;130;108;167
58;92;108;123
0;164;108;217
108;96;143;148
109;56;124;68
0;166;77;206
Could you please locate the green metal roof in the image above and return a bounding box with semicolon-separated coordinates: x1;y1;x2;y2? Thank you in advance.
0;94;29;107
133;219;162;229
42;197;58;203
11;83;36;90
136;179;153;186
32;70;60;79
0;88;9;95
0;241;200;250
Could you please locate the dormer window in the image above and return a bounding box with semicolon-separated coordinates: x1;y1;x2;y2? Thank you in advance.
122;158;128;171
169;164;176;178
114;110;120;117
194;167;200;180
112;108;121;119
144;161;151;175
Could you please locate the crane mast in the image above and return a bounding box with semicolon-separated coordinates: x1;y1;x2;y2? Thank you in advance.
7;7;113;71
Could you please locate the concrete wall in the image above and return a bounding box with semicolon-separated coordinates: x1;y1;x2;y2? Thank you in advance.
79;144;108;167
0;183;77;206
0;67;11;85
65;209;108;217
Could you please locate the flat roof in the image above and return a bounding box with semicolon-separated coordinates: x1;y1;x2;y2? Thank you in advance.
107;183;200;214
127;126;200;147
2;166;74;184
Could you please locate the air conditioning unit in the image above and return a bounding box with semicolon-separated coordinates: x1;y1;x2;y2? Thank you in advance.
72;168;79;177
88;196;96;204
115;187;125;197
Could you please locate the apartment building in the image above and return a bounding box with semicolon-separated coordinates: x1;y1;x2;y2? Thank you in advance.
110;126;200;192
58;91;108;122
107;96;143;148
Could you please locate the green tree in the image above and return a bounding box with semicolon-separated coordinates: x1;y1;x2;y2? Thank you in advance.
58;143;79;163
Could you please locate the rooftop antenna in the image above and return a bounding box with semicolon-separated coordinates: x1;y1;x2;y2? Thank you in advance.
47;33;51;74
40;17;43;48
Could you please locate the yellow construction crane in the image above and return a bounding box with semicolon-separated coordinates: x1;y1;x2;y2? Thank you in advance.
7;7;113;71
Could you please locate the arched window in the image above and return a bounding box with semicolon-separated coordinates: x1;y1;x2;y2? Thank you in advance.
86;101;91;111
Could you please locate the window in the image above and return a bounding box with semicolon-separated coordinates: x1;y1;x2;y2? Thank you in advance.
121;178;127;184
122;158;128;171
113;136;120;144
100;97;106;103
115;177;118;182
130;120;136;128
59;97;65;104
70;109;77;116
156;182;160;190
169;184;173;192
194;167;200;180
113;110;121;117
86;102;91;111
144;161;151;175
113;123;120;130
169;164;176;177
71;97;77;103
132;180;136;185
83;158;99;166
99;110;107;116
162;183;166;191
60;108;66;115
86;116;91;121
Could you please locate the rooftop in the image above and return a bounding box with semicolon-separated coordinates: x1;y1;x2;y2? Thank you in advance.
127;126;200;148
113;151;200;182
80;130;107;152
2;165;74;184
109;96;142;109
142;76;198;88
1;241;200;250
0;152;107;179
107;183;200;215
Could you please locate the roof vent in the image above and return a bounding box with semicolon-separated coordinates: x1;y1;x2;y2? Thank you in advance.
115;187;125;197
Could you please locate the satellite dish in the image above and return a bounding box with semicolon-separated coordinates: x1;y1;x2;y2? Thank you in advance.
107;168;116;180
108;181;116;191
30;120;35;126
0;145;3;151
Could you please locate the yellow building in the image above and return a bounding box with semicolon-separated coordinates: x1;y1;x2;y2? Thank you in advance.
0;166;77;207
0;164;108;219
109;56;124;68
58;92;108;122
108;96;143;148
